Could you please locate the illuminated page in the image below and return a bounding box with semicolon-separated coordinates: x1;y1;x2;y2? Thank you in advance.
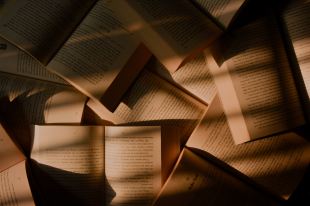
0;73;82;124
44;90;86;124
0;160;35;206
0;0;96;64
154;148;280;206
31;125;105;206
0;37;66;84
206;16;305;144
87;70;207;143
105;126;161;206
191;0;246;28
111;0;221;73
47;0;150;112
0;124;25;172
282;0;310;116
187;95;310;199
148;53;217;105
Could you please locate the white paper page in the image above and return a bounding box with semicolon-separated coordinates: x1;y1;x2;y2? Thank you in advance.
105;126;161;206
283;0;310;118
0;160;35;206
47;0;143;110
206;17;305;143
192;0;246;27
187;95;310;199
87;70;207;143
0;73;82;124
149;53;217;105
44;90;86;124
111;0;221;73
0;37;67;84
31;125;105;206
0;124;25;172
0;0;96;63
154;148;279;206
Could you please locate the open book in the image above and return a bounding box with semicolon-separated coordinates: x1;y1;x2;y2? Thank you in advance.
0;0;151;111
110;0;223;73
205;11;307;144
153;147;281;206
86;69;207;145
0;124;164;205
186;94;310;200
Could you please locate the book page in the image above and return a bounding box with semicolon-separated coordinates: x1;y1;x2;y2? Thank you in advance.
154;148;280;206
0;73;82;124
105;126;161;206
0;0;97;64
191;0;246;28
44;90;86;124
187;95;310;199
47;0;150;112
206;16;305;143
30;125;105;206
0;37;67;84
87;70;207;144
282;0;310;116
0;160;35;206
111;0;221;73
148;53;217;105
0;123;25;172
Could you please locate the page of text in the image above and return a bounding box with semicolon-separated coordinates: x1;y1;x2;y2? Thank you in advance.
0;124;25;172
208;16;305;143
87;70;207;144
43;90;86;124
31;125;105;206
47;0;144;111
112;0;221;72
187;95;310;199
0;0;96;63
283;0;310;113
0;160;35;206
192;0;246;27
154;148;279;206
0;37;67;84
0;73;82;124
148;53;217;105
105;126;161;206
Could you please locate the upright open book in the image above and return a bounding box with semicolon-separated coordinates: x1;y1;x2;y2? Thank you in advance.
0;0;151;111
0;124;166;206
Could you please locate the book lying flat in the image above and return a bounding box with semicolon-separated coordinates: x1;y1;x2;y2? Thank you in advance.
205;12;306;144
0;0;151;111
186;94;310;200
0;124;163;205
